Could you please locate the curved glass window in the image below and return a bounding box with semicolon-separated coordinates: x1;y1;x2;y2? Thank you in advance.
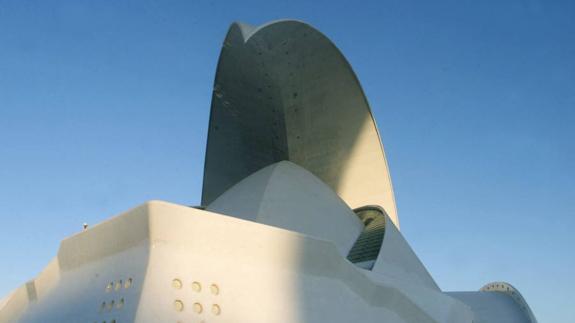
347;206;386;269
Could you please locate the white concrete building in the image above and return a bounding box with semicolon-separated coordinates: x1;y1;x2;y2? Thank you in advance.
0;20;537;323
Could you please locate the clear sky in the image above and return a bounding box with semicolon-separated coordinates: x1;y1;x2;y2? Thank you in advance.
0;0;573;321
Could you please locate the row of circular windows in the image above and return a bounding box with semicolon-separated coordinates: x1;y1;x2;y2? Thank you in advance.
172;279;219;295
100;298;125;312
106;278;133;292
174;299;221;316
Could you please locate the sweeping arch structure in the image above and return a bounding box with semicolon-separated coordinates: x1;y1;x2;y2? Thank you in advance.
0;20;539;323
202;20;399;227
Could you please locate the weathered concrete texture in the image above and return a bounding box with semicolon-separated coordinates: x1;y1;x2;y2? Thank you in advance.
202;20;399;227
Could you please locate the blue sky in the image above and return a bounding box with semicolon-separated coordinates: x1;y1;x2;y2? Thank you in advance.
0;0;573;321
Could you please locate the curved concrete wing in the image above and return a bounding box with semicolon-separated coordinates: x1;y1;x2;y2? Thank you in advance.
202;20;399;227
0;19;539;323
344;205;437;291
372;212;439;291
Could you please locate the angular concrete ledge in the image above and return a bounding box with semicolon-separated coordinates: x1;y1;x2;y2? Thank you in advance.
2;201;471;322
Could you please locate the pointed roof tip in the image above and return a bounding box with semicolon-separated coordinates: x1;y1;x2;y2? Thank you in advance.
229;21;256;41
229;19;318;43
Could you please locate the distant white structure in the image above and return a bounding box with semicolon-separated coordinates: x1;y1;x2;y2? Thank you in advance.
0;20;537;323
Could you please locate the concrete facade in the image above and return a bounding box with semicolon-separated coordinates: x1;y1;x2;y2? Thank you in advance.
0;20;537;323
202;20;399;227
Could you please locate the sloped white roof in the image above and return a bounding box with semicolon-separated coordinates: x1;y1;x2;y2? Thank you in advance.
207;161;364;255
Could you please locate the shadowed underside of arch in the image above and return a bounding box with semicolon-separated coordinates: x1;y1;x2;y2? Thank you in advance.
202;20;399;227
